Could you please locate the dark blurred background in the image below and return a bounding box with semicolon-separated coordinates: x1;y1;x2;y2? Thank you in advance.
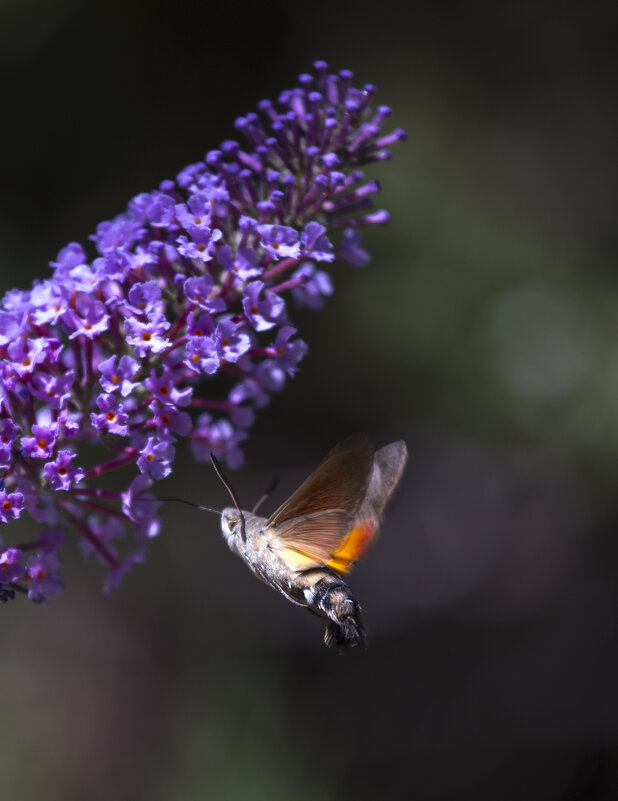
1;1;617;799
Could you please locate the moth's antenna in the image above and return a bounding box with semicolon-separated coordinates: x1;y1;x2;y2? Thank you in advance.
252;475;279;515
210;452;247;542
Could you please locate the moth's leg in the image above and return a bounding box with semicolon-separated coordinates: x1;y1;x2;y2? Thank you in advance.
291;569;366;648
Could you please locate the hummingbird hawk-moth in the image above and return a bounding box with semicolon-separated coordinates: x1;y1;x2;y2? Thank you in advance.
216;433;407;648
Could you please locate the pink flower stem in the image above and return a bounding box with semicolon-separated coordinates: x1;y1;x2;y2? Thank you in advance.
15;541;50;552
69;488;124;499
162;336;189;357
168;308;191;341
263;257;300;281
267;277;303;294
190;398;231;410
58;501;120;569
221;363;252;380
219;272;237;301
74;498;129;522
84;338;94;387
83;449;139;481
71;339;83;385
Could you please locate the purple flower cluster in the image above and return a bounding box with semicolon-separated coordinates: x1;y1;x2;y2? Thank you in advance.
0;61;405;602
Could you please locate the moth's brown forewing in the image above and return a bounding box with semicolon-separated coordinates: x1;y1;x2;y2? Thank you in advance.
267;433;374;527
269;434;407;574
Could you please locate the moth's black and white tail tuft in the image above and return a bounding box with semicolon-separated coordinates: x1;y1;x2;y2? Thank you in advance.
324;615;366;649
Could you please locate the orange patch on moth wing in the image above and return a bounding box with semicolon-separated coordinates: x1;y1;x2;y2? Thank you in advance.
326;522;376;575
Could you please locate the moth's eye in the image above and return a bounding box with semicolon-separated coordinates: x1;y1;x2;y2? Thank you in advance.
228;518;239;532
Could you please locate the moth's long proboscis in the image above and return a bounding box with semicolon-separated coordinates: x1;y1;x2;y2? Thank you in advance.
131;496;220;514
159;498;220;514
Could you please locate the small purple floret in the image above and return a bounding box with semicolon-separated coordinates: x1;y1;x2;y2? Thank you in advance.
98;355;140;397
273;327;308;376
243;281;286;331
291;263;333;310
27;551;64;602
215;319;251;362
0;548;26;583
0;490;25;524
21;426;57;459
43;450;85;491
258;225;301;260
91;394;130;436
137;437;175;480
